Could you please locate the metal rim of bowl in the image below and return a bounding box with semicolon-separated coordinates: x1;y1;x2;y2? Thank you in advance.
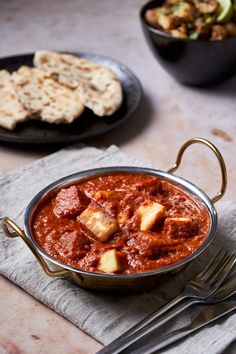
23;166;217;279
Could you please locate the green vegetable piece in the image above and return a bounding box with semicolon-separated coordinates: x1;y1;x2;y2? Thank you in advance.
217;0;233;23
187;23;194;28
162;10;170;15
189;32;199;39
172;2;189;13
205;16;213;23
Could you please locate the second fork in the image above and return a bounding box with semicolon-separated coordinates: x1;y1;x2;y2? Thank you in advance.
97;247;236;354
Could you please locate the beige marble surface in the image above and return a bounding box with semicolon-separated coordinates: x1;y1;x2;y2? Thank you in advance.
0;0;236;353
0;276;102;354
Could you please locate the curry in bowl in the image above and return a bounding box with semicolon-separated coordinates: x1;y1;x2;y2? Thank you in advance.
32;173;210;275
145;0;236;40
3;137;226;291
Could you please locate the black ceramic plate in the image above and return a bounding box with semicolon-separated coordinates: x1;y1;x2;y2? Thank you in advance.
0;52;142;145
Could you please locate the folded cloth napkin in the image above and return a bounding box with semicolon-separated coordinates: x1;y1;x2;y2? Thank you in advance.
0;144;236;354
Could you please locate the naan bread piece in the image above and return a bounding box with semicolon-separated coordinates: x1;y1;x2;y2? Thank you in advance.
78;67;123;116
40;79;84;124
0;70;28;130
34;51;123;116
12;66;84;124
12;66;47;116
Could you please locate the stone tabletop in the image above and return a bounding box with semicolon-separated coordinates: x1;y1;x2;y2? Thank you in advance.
0;0;236;353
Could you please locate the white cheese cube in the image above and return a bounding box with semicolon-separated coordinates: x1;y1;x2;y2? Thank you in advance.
173;3;193;20
94;190;124;201
78;203;119;242
165;217;191;223
97;249;121;273
138;201;167;231
156;11;173;30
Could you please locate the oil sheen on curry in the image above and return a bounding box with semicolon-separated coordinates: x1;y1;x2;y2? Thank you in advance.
33;173;210;274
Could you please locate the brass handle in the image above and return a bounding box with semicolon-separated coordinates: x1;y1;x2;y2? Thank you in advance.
2;217;71;277
167;137;227;203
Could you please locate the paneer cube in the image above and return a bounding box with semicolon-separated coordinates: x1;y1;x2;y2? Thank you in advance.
94;190;124;201
97;249;121;273
166;217;191;222
171;28;187;39
137;201;167;231
145;9;159;28
173;2;194;21
163;217;197;239
156;11;174;30
78;203;119;242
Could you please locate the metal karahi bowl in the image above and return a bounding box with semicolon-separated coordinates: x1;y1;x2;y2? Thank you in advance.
2;138;227;293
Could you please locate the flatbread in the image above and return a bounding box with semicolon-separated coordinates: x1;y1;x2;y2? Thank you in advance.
34;51;123;116
12;66;84;124
0;70;29;130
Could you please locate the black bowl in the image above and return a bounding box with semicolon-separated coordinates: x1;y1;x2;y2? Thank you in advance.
140;0;236;86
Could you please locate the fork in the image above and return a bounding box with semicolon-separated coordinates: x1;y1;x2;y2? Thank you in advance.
130;299;236;354
121;260;236;354
97;247;236;354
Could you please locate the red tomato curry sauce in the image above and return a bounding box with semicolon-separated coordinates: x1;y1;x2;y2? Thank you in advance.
32;173;210;274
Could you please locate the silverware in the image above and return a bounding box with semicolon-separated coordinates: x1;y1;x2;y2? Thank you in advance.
130;299;236;354
121;268;236;353
97;249;236;354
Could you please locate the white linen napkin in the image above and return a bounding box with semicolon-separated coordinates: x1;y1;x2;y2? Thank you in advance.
0;143;236;353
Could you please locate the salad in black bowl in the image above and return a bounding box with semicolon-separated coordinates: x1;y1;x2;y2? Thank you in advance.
140;0;236;86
